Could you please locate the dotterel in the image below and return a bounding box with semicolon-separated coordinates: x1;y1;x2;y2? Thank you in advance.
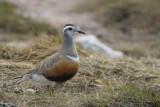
16;24;86;96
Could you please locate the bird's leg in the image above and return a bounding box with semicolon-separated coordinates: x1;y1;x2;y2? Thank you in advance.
49;86;54;97
46;85;54;97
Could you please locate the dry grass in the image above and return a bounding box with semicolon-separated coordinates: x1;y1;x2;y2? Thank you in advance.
0;44;22;59
0;36;160;107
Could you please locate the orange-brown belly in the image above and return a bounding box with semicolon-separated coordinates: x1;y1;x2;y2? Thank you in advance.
43;57;79;82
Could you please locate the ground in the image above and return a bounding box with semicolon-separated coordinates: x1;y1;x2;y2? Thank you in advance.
0;0;160;107
0;36;160;107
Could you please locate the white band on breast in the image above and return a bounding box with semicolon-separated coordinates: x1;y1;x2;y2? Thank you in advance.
65;55;79;63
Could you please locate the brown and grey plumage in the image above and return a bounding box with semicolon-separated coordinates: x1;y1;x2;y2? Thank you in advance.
16;24;85;95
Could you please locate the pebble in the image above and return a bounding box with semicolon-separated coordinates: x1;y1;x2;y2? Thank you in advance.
0;102;16;107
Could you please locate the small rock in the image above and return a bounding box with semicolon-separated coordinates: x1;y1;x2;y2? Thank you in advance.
113;69;124;76
75;35;123;57
0;102;16;107
26;89;36;94
14;88;23;94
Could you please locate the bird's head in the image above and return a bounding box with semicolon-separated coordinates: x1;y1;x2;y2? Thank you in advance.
63;24;85;37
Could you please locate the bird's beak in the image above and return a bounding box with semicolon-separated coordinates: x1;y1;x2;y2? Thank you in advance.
78;30;86;34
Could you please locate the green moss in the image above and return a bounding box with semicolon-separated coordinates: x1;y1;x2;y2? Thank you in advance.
0;1;58;35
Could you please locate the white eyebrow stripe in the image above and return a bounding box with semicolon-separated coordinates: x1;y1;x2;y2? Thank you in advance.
63;26;74;33
65;55;79;63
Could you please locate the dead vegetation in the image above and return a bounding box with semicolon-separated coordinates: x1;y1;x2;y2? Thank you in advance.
0;36;160;107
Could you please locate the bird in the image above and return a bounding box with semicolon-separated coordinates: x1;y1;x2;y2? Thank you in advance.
15;24;85;96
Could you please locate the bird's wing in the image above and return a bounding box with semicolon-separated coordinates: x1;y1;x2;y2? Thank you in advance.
27;52;62;75
15;53;62;84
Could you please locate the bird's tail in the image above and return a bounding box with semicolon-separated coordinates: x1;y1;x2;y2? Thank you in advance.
12;76;22;80
13;74;31;84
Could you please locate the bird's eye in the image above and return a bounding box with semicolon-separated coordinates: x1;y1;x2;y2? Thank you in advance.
68;28;72;31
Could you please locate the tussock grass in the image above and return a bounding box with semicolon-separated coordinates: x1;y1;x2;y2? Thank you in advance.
0;44;22;59
0;36;160;106
16;36;62;63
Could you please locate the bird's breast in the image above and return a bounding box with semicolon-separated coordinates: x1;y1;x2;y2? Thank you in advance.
44;56;79;82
